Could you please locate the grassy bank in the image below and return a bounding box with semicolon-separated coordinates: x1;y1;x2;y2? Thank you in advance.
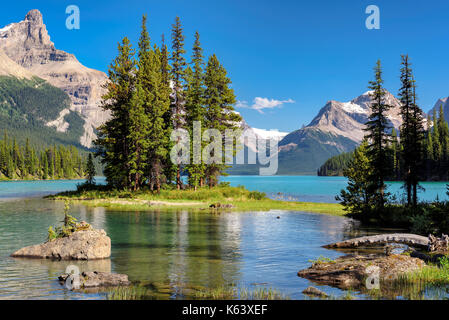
107;284;290;300
46;185;345;216
394;256;449;286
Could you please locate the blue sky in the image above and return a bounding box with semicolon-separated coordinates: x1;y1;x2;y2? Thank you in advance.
1;0;449;132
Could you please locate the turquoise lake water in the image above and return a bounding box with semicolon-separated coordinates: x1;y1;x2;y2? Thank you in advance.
1;176;448;203
224;176;449;203
0;176;448;300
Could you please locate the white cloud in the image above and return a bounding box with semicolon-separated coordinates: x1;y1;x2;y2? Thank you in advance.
236;97;295;113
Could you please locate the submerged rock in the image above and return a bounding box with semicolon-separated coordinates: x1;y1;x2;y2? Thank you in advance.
298;254;425;290
302;286;328;298
59;271;130;289
11;229;111;260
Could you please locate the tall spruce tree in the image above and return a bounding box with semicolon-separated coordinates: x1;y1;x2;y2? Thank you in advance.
170;17;187;190
398;55;424;207
364;60;391;209
203;54;242;187
146;44;171;192
398;55;414;205
410;74;425;205
128;80;149;190
127;15;153;191
185;31;206;190
95;37;136;189
160;34;177;185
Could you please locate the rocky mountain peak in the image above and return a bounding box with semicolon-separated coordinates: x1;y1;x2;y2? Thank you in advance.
0;9;109;148
0;9;60;67
429;96;449;124
25;9;44;25
304;90;402;144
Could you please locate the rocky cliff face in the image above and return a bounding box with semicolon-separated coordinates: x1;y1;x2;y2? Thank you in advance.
428;96;449;123
0;9;109;147
0;50;34;79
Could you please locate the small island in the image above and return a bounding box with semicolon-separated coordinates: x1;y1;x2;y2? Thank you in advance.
46;184;344;215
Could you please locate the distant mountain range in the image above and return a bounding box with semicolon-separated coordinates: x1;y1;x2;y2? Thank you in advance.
231;91;404;175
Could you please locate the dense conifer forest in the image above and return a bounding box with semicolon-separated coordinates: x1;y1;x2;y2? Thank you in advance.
0;132;88;180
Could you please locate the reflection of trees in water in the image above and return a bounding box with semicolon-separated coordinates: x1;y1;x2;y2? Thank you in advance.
76;205;106;230
314;214;358;244
100;209;242;297
174;211;242;293
338;218;407;242
360;281;449;300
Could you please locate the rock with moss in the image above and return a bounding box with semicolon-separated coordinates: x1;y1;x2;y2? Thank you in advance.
11;228;111;260
298;253;425;290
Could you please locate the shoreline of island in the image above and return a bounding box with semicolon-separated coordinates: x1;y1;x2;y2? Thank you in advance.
45;186;345;216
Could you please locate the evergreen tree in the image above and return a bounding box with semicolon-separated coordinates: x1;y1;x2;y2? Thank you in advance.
95;37;136;189
145;44;171;191
86;153;96;185
438;104;449;162
185;31;206;190
398;55;425;207
337;140;375;219
126;15;153;191
160;34;177;185
391;128;400;180
363;60;391;209
426;114;433;160
203;54;242;187
42;153;48;180
410;74;425;204
170;17;187;190
432;109;442;162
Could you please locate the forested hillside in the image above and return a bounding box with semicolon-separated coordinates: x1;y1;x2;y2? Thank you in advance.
317;150;354;176
0;76;85;147
0;132;88;180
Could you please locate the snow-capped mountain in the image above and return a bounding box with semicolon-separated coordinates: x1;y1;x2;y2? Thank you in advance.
306;90;402;144
251;127;288;141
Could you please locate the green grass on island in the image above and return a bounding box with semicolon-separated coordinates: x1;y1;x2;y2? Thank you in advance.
46;184;345;216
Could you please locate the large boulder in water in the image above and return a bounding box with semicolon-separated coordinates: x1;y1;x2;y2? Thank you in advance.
11;229;111;260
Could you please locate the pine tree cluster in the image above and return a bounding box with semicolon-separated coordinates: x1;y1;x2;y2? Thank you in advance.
338;56;429;218
95;16;242;192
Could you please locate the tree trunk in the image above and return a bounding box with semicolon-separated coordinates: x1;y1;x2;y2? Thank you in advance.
176;168;181;190
323;233;429;250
